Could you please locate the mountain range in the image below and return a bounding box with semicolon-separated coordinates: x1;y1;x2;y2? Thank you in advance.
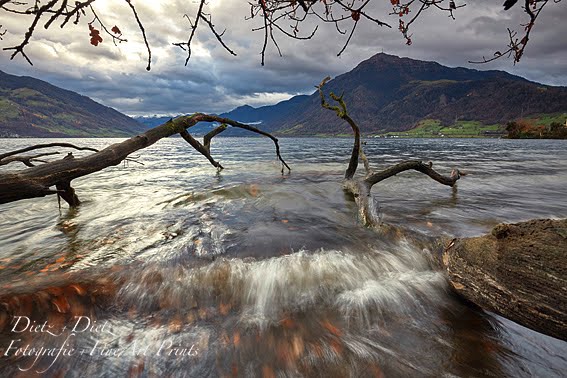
1;53;566;138
0;70;144;137
217;53;567;135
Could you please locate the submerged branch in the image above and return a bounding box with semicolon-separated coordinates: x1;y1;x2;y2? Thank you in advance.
316;76;463;227
365;160;461;188
0;113;290;206
180;129;224;170
203;123;228;153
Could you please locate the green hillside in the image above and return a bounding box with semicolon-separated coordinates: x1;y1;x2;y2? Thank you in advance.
382;119;504;138
0;70;144;137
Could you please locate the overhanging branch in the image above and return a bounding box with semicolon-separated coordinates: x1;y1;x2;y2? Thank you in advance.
0;113;290;206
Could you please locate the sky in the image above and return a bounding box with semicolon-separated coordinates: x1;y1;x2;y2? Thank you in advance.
0;0;566;117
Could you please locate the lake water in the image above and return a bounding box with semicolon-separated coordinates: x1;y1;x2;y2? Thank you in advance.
0;137;565;377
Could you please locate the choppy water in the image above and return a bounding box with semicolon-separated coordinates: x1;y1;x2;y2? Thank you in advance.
0;137;565;377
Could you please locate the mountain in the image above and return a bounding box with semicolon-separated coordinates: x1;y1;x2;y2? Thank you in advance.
220;95;310;124
0;70;144;137
218;53;567;135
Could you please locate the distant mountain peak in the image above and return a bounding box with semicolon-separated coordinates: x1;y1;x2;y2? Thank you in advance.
234;104;256;111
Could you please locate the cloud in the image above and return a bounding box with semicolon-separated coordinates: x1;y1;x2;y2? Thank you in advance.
0;0;565;116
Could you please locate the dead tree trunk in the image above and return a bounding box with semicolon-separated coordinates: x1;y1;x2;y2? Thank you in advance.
438;219;567;341
316;77;461;226
0;114;290;206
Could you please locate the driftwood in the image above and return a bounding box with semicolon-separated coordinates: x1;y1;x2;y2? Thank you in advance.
439;219;567;341
316;76;461;226
0;114;290;206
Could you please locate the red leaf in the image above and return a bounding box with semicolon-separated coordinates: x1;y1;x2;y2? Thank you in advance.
90;35;103;46
111;25;121;34
351;10;360;21
89;25;103;46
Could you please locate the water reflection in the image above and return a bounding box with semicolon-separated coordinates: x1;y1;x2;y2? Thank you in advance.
0;137;566;376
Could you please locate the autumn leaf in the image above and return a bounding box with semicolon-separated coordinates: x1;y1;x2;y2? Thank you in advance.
111;25;121;34
291;335;304;358
351;10;360;21
198;307;209;320
46;287;64;296
321;319;342;336
52;295;70;313
280;317;296;329
0;310;9;331
89;24;103;46
186;310;196;324
69;284;86;296
168;316;183;333
90;35;103;46
330;339;343;355
248;184;259;197
128;360;145;378
219;301;231;316
262;365;275;378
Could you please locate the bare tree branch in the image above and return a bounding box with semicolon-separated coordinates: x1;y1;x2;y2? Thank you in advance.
365;160;460;187
0;113;290;206
204;123;228;153
124;0;151;71
0;151;60;167
2;0;58;65
316;76;360;180
0;143;98;161
0;0;558;67
469;0;553;65
317;76;463;227
179;129;224;170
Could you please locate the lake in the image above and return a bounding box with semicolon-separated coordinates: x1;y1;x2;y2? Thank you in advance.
0;137;566;377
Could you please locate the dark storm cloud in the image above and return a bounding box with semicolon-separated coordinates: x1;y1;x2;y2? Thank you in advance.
0;0;566;116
